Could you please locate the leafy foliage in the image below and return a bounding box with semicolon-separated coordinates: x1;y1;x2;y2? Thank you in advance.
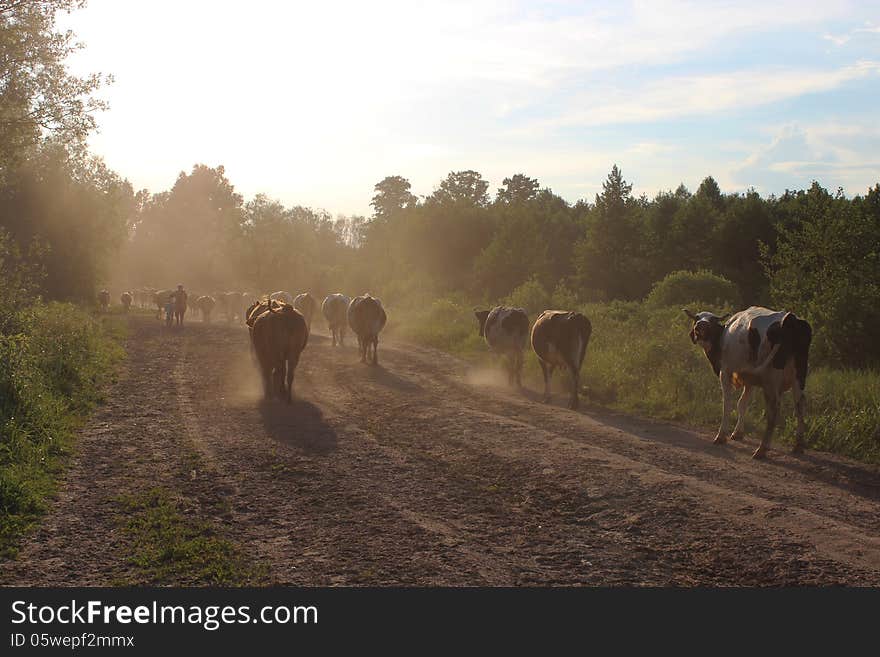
646;269;741;309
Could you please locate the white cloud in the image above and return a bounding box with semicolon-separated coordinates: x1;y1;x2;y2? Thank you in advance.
733;124;880;195
527;61;880;132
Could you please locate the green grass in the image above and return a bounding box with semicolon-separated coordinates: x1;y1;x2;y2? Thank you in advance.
115;488;265;586
391;295;880;465
0;303;126;558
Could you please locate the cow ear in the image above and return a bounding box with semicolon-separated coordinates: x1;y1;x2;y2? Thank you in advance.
682;309;698;321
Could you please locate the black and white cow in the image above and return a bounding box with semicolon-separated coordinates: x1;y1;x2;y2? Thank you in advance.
474;306;530;387
684;306;812;459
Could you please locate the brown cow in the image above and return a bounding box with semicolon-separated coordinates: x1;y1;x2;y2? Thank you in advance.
251;302;309;402
531;310;592;409
347;294;387;364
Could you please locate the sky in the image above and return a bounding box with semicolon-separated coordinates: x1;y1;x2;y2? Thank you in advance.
60;0;880;216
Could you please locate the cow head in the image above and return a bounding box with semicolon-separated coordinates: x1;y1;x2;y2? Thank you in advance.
474;310;490;337
683;309;731;375
683;309;729;344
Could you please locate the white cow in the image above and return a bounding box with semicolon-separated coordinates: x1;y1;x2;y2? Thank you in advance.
270;290;294;306
684;306;812;459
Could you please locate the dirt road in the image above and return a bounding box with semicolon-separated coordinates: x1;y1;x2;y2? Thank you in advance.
3;314;880;585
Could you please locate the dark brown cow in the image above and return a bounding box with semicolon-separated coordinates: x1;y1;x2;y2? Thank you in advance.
251;302;309;402
531;310;592;409
347;294;387;364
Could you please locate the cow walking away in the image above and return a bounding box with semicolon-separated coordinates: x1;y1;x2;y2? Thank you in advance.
684;306;812;459
270;290;294;306
196;295;215;322
474;306;529;387
120;291;132;313
322;293;351;347
251;301;309;402
293;293;317;330
98;289;110;312
348;294;387;365
531;310;592;409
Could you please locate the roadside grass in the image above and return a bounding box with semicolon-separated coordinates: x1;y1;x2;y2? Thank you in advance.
391;296;880;465
114;487;265;586
0;303;126;559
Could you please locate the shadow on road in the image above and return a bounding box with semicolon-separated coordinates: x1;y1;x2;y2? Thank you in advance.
358;363;423;392
258;397;338;454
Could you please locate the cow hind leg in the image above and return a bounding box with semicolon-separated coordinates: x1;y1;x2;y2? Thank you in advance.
792;384;806;454
754;386;781;459
569;364;580;410
714;374;735;445
371;337;379;365
286;354;300;403
730;385;752;441
539;360;553;403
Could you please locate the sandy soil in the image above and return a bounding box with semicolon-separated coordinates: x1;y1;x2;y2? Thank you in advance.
3;314;880;586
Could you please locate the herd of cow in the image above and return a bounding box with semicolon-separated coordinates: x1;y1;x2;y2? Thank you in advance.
98;286;813;460
478;304;812;460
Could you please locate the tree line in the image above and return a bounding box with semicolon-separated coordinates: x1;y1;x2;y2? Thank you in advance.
2;0;879;368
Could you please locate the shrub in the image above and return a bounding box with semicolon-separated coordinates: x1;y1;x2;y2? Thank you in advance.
646;269;740;309
504;277;550;316
0;302;123;557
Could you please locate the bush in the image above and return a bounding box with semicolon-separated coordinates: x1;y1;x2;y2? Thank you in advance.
0;301;124;557
504;277;550;316
646;269;740;309
550;280;579;310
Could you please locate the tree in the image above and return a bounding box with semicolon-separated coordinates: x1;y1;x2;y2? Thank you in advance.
696;176;724;212
766;182;880;366
572;165;647;300
126;164;243;290
370;175;416;220
496;174;539;204
0;0;108;176
430;170;489;207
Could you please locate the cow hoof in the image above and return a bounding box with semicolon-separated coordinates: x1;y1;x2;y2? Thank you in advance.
752;447;767;459
712;433;727;445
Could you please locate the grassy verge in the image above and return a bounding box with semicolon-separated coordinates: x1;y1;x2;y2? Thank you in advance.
114;488;265;586
389;296;880;465
0;303;126;558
